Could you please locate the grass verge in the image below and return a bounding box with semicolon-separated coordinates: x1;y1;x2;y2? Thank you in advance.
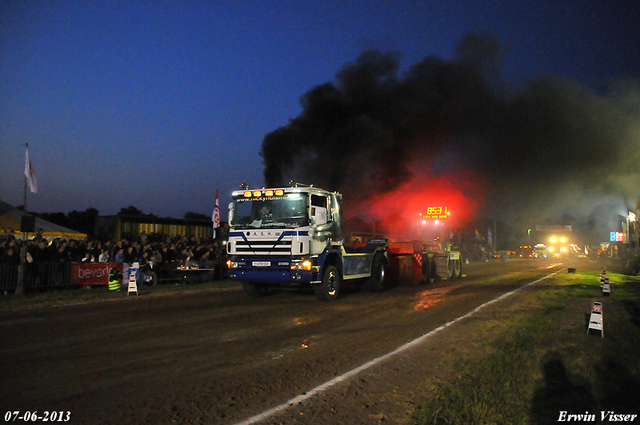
410;267;640;425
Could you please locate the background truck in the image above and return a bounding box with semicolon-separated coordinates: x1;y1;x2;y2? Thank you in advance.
226;183;463;301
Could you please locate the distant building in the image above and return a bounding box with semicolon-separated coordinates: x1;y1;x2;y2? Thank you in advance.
95;215;228;241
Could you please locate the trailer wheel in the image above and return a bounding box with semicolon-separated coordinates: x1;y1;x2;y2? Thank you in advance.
243;282;269;297
422;256;435;284
446;258;454;280
452;259;461;279
315;265;340;301
365;253;387;292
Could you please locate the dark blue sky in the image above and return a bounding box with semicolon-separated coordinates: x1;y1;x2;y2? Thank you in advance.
1;0;638;219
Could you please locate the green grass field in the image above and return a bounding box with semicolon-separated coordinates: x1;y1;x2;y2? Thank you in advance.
410;269;640;425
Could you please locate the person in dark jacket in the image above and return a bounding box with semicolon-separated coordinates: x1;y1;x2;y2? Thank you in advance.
138;251;157;286
0;247;20;265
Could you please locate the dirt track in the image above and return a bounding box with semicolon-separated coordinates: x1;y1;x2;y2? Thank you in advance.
0;260;583;424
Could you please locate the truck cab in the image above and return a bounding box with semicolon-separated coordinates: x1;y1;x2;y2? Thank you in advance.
226;184;387;300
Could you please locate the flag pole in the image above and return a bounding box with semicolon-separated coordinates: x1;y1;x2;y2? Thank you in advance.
23;143;28;213
23;143;29;241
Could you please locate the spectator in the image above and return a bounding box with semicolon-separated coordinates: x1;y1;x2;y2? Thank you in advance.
114;248;125;263
0;247;20;265
162;245;176;263
125;245;138;264
151;249;162;263
176;247;189;263
1;230;224;291
46;238;60;259
52;245;69;264
98;250;110;263
67;240;81;262
81;251;95;263
138;251;158;286
31;239;50;263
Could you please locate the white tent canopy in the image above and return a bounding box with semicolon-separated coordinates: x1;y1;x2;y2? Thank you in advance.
0;199;87;239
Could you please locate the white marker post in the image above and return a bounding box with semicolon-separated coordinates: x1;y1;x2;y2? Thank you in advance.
602;277;611;296
128;272;139;296
587;302;603;337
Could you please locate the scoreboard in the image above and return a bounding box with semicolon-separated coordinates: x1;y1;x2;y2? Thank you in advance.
422;206;450;219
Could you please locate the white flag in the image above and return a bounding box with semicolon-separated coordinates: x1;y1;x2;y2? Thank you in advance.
212;187;220;238
25;146;38;193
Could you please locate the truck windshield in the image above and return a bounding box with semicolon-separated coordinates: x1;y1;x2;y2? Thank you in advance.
231;194;308;229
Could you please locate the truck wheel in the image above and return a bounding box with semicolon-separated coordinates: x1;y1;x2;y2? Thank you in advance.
315;265;340;301
446;258;454;280
243;282;269;297
366;253;387;292
452;259;461;279
422;257;435;284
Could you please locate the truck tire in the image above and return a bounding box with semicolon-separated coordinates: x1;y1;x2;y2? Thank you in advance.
446;258;454;280
243;282;269;297
422;256;435;284
315;265;340;301
365;253;387;292
452;259;461;279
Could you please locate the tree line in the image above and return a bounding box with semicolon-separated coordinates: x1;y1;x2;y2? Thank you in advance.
25;206;210;239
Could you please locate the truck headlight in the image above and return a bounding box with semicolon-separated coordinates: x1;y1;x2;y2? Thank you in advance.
291;259;313;271
227;260;247;269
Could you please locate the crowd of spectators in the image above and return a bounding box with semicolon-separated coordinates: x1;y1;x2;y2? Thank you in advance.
0;230;227;284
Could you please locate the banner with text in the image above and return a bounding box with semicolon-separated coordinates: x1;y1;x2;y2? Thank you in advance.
71;263;123;286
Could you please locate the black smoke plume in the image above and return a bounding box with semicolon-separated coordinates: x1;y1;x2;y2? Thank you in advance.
260;32;640;243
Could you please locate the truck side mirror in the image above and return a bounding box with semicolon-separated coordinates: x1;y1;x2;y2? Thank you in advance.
228;202;234;223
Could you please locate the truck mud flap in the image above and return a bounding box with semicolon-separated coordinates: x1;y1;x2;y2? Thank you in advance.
434;252;451;280
388;254;414;284
387;253;431;285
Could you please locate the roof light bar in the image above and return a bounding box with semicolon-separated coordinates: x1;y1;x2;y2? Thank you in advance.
239;189;287;198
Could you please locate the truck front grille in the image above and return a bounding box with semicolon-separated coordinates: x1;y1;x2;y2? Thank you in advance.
235;240;291;255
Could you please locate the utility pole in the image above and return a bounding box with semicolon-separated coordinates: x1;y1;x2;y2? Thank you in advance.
494;220;497;252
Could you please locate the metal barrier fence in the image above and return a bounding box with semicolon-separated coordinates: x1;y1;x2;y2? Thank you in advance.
0;262;72;292
0;261;226;293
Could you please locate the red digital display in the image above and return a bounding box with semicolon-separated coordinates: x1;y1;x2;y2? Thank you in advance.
423;206;449;219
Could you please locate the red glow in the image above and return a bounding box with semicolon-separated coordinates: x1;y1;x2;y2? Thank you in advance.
345;164;485;240
413;287;457;311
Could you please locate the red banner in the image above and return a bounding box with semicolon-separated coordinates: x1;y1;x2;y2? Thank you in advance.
71;263;122;286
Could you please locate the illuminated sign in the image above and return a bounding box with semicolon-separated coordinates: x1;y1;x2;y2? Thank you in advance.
610;232;624;242
423;206;450;219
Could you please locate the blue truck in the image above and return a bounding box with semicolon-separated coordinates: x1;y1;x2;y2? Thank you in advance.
226;183;463;301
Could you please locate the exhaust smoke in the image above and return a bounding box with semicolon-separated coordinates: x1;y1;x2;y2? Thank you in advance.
260;32;640;243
